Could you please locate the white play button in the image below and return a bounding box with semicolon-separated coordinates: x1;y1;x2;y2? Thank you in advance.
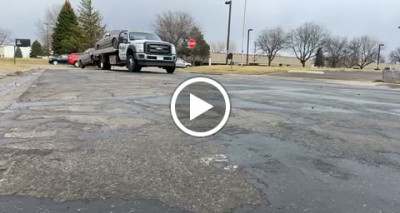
190;94;214;121
171;77;231;138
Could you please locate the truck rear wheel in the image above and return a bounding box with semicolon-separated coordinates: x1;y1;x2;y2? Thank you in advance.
100;55;111;70
127;55;142;72
166;66;176;74
101;62;111;70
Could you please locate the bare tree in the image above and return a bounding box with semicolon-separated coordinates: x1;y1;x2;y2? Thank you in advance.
257;27;288;66
0;28;12;46
216;41;226;53
378;54;386;63
389;48;400;63
35;4;62;52
210;41;237;53
380;54;386;63
288;23;327;67
324;36;347;68
229;41;237;53
210;41;224;53
341;48;358;68
154;11;195;47
348;36;379;69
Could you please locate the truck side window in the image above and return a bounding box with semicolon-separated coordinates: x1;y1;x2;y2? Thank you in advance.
119;33;128;43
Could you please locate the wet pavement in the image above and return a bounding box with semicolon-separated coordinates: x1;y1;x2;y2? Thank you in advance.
0;68;399;213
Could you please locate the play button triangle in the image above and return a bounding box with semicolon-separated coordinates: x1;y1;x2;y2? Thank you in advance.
190;94;214;121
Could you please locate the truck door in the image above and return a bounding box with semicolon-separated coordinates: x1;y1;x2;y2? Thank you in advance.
118;32;129;61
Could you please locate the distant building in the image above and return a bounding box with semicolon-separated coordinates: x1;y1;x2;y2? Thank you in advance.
0;44;31;58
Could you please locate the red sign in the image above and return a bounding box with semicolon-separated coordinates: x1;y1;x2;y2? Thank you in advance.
188;39;196;48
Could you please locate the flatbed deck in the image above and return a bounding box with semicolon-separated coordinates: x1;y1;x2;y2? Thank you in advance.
92;47;119;57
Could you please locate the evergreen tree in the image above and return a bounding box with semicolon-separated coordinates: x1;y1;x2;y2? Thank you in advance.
180;27;210;65
314;47;325;67
78;0;106;49
30;40;44;58
52;0;85;55
15;47;23;58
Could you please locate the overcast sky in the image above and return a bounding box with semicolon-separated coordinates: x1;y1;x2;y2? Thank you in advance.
1;0;400;55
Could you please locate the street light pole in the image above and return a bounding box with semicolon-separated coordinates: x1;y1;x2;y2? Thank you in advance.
246;29;253;65
253;42;257;64
240;0;248;65
377;44;384;70
343;49;348;68
225;1;232;65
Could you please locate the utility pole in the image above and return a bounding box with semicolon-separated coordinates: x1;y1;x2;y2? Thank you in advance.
14;45;16;65
343;49;348;68
246;29;253;65
225;1;232;65
377;44;384;70
240;0;248;66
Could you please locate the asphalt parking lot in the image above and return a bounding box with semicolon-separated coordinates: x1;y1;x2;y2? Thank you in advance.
0;68;399;213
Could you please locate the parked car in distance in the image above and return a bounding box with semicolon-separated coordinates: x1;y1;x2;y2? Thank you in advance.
176;58;192;68
95;30;121;50
49;55;69;65
68;53;83;67
79;48;95;69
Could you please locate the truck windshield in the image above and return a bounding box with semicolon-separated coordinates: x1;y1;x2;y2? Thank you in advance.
129;32;161;41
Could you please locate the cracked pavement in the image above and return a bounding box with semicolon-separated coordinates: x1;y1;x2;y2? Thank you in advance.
0;68;399;213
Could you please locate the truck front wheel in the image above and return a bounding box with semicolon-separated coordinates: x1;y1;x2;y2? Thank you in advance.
165;66;176;74
127;55;142;72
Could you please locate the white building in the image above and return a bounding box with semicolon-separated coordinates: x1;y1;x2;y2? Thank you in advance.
0;44;31;58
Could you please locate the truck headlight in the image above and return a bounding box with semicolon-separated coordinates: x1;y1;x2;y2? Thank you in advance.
171;45;176;55
134;44;144;53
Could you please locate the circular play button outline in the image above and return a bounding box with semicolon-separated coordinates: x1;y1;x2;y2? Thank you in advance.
171;77;231;138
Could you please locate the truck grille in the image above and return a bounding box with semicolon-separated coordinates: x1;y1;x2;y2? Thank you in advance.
145;43;171;55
